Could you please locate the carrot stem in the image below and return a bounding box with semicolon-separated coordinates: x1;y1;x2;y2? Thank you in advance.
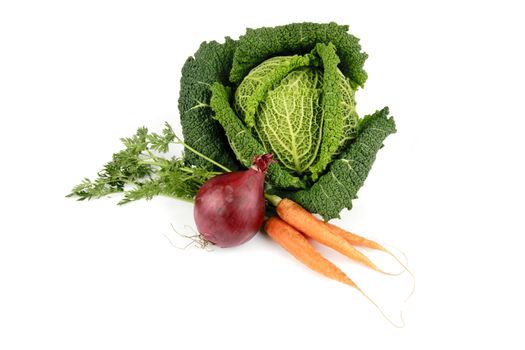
264;193;282;207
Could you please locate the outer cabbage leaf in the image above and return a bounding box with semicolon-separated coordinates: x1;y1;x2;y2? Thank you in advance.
308;43;344;179
229;22;368;89
210;82;306;189
178;38;240;170
290;107;396;220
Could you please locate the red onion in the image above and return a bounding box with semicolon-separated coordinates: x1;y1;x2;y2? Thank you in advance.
194;154;274;248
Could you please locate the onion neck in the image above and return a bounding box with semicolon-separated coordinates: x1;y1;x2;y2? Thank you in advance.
253;153;276;172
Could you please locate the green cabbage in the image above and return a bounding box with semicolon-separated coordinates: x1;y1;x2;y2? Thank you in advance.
179;22;396;219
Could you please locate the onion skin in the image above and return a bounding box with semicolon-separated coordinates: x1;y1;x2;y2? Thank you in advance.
194;155;273;248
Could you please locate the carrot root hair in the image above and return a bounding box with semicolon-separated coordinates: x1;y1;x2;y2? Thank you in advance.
356;286;405;328
376;243;415;301
353;238;415;302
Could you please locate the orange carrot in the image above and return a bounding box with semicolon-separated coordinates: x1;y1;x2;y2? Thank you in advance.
275;198;396;275
265;217;357;287
265;217;403;327
325;222;385;250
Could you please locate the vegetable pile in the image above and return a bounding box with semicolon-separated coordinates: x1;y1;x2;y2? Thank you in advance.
69;22;409;325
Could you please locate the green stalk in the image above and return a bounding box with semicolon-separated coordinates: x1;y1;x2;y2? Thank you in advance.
174;135;232;173
264;193;282;207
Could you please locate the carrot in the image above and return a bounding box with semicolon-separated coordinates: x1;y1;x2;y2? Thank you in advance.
325;222;385;250
265;217;357;287
275;198;397;275
324;221;415;299
265;217;403;327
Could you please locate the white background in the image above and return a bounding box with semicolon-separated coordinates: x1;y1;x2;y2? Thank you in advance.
1;0;524;348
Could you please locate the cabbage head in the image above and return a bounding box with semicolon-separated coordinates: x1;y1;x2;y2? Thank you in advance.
179;22;396;219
